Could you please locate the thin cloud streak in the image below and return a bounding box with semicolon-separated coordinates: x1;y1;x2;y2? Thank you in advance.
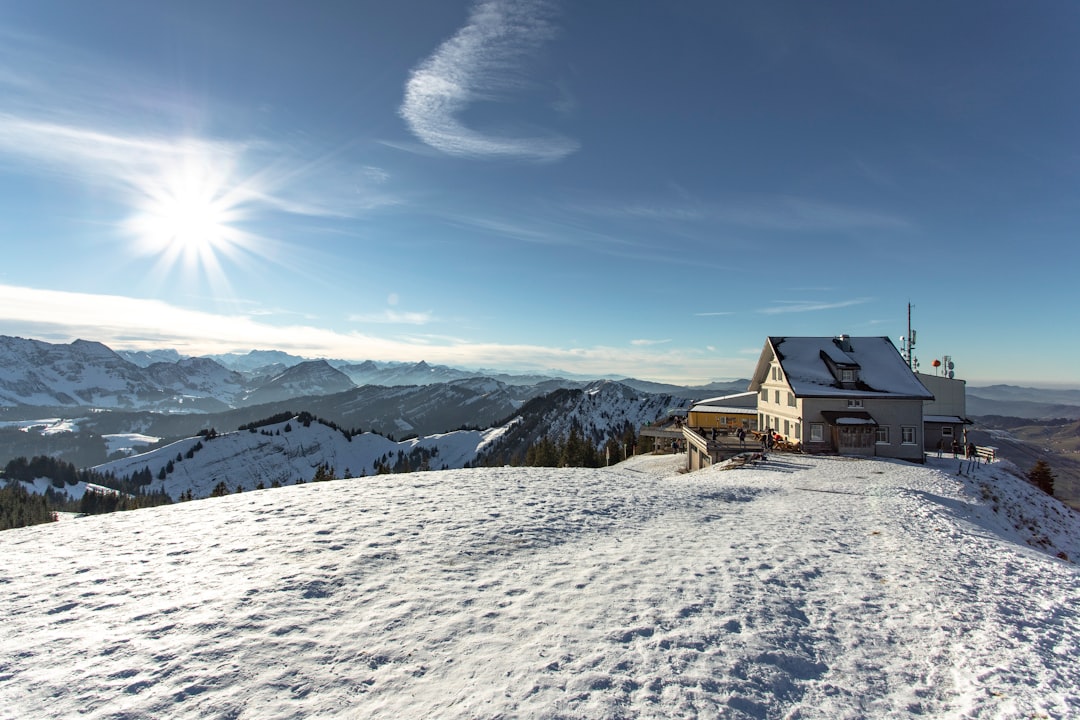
0;113;400;221
0;284;747;384
399;0;579;161
758;298;872;315
569;194;910;234
348;310;435;326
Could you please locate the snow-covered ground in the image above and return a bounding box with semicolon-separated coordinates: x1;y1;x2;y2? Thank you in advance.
0;418;81;434
103;432;161;456
2;453;1078;719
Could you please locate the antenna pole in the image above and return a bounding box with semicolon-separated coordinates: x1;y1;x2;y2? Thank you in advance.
905;303;917;371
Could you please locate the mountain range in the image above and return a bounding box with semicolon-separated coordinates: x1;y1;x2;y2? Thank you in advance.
4;335;1080;507
0;336;740;414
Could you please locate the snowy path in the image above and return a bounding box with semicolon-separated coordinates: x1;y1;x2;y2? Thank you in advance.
1;454;1078;719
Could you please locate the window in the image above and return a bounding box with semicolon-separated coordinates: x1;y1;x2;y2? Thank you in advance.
760;389;768;402
787;392;796;407
942;426;953;438
794;422;801;440
876;427;889;444
783;419;790;436
809;423;824;442
774;390;780;404
771;366;779;381
847;399;864;408
841;368;856;382
901;426;916;445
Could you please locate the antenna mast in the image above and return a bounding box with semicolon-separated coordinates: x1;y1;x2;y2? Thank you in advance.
902;303;918;371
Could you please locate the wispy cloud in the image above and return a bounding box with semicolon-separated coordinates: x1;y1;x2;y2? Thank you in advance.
758;298;872;315
399;0;579;161
0;284;751;384
695;311;735;317
630;338;671;347
0;25;401;224
348;309;435;326
570;193;910;234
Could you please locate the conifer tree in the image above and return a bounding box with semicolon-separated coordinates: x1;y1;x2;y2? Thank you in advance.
1027;460;1056;496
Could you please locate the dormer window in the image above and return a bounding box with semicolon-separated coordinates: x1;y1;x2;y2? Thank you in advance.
847;399;864;408
841;368;856;382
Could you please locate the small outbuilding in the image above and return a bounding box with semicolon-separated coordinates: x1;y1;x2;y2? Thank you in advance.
687;391;758;433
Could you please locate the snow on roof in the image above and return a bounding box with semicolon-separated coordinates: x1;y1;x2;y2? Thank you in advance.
769;336;933;399
692;391;757;407
689;404;757;415
821;410;876;425
924;414;969;424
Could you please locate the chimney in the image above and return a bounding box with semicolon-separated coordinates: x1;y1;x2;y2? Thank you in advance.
836;334;852;352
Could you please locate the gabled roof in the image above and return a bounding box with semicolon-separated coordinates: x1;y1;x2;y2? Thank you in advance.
750;336;934;399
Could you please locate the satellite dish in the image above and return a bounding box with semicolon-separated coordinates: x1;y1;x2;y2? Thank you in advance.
948;371;954;379
947;361;954;370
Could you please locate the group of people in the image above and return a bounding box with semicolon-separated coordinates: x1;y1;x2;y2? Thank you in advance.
760;428;782;451
937;437;978;460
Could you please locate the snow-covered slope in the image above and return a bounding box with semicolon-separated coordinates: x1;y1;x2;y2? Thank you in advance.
90;418;504;498
1;454;1077;719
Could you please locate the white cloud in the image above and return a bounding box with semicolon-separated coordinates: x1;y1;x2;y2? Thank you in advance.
631;338;671;347
399;0;579;161
0;284;751;384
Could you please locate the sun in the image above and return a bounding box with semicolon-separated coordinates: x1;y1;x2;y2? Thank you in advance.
124;152;254;285
146;185;231;254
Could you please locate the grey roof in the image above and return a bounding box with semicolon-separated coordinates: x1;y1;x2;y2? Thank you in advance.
768;336;933;399
691;391;757;412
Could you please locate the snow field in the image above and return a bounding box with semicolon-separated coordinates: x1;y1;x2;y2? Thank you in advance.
1;454;1078;719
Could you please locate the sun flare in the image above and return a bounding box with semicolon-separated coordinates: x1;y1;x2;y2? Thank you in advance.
122;150;262;292
145;185;231;254
129;161;238;254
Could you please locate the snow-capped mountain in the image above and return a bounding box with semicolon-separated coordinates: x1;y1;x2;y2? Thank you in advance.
0;338;349;412
0;337;165;408
202;349;309;373
241;360;356;406
141;357;249;410
115;348;182;367
475;380;687;464
336;359;482;386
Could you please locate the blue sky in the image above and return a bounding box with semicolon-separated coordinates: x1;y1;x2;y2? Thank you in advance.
0;0;1077;386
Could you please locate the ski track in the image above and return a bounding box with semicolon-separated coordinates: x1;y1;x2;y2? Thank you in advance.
1;455;1078;719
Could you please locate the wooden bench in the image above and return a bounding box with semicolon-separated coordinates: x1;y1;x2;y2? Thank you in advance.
975;445;997;463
